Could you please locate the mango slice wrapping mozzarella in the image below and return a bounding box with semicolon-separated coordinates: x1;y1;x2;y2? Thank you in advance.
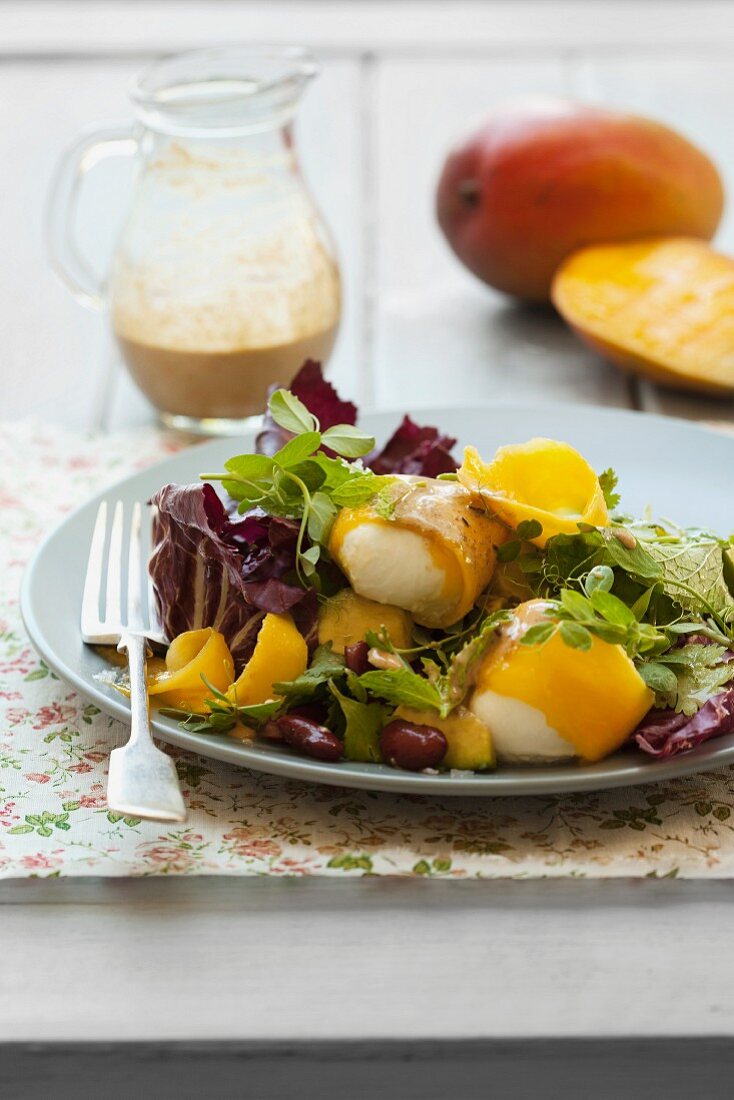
329;477;507;629
468;600;654;763
458;438;609;547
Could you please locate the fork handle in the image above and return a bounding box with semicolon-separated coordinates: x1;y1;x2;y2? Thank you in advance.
107;632;187;823
122;631;153;747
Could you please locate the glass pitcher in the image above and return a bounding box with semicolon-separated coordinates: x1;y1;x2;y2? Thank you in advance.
47;45;342;434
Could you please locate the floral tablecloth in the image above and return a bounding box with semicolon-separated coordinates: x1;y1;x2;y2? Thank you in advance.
3;419;734;879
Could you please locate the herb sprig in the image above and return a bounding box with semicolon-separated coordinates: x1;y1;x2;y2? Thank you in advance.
201;389;386;585
520;567;670;660
160;677;283;734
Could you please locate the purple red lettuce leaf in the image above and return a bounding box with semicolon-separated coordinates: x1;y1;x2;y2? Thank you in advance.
256;359;358;457
255;359;459;476
149;483;317;671
635;646;734;758
366;415;459;477
635;683;734;758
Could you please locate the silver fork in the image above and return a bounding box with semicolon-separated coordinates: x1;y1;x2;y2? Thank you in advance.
81;500;186;823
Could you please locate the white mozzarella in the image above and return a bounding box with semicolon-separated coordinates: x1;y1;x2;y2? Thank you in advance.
469;688;576;764
335;524;452;623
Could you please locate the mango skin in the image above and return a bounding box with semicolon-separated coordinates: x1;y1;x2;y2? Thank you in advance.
436;98;724;302
553;237;734;395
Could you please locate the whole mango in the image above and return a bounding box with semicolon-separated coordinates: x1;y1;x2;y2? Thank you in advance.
436;98;724;302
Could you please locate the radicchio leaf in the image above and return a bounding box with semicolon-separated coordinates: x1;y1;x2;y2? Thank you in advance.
635;644;734;757
366;415;458;477
256;359;358;456
255;361;459;477
635;683;734;758
149;483;316;670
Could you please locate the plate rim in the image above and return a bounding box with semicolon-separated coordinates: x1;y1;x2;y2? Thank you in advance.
19;400;734;797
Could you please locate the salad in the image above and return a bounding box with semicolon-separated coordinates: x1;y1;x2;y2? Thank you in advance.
131;362;734;774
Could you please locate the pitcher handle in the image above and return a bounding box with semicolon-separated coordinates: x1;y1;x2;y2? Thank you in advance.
45;122;138;311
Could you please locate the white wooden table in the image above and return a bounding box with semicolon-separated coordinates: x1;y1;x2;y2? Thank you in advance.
4;2;734;1094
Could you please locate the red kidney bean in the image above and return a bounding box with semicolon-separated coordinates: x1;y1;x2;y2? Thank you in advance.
277;715;343;762
344;641;370;675
380;720;447;772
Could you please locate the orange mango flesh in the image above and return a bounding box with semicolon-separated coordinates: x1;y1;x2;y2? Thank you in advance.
146;627;234;713
227;612;308;707
474;601;654;763
458;439;609;548
552;237;734;395
318;588;413;653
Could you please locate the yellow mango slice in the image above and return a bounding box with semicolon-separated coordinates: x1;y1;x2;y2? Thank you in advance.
227;612;308;707
458;438;608;547
318;589;413;653
473;600;653;763
147;628;234;713
394;705;495;771
552;237;734;395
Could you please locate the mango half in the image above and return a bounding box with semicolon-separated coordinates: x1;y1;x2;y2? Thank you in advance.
458;439;608;547
553;237;734;395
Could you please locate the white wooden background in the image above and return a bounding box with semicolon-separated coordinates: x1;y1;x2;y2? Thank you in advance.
4;0;734;433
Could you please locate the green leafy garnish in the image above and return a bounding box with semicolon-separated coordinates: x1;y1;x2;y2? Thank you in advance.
160;675;283;733
329;681;389;763
273;645;346;700
641;644;734;716
536;523;734;640
520;586;669;659
358;668;448;716
321;423;376;458
643;535;733;620
268;388;318;435
200;389;382;585
441;610;512;703
599;468;621;511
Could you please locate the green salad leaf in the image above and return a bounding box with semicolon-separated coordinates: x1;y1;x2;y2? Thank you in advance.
274;645;346;700
641;643;734;716
599;468;621;511
200;390;382;584
358;668;448;716
160;681;283;734
329;682;390;763
642;536;733;620
268;388;319;435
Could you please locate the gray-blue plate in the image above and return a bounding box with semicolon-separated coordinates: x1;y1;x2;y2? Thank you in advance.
20;402;734;795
